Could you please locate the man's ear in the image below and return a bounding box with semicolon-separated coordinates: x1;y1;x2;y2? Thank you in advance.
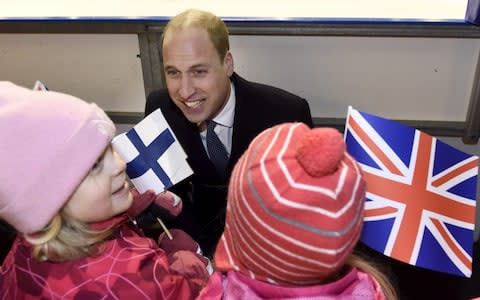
224;51;234;76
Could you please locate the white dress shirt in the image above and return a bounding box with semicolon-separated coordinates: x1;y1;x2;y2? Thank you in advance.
200;82;235;157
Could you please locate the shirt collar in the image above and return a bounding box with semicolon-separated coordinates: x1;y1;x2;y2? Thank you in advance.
212;82;235;128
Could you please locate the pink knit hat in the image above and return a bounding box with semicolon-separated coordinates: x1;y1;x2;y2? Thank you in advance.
0;82;115;233
215;122;366;285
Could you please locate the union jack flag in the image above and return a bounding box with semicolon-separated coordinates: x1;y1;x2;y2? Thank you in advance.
344;106;479;277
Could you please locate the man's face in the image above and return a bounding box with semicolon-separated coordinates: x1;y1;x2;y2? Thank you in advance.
162;27;233;125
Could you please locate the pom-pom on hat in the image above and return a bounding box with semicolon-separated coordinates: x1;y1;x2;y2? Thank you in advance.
214;122;366;286
0;82;115;233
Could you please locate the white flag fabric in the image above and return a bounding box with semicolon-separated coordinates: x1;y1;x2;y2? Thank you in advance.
32;80;48;91
112;109;193;194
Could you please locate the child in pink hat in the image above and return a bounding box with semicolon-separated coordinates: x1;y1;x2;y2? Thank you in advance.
198;122;398;300
0;81;209;299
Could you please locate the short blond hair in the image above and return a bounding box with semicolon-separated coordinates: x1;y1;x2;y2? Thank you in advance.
24;212;114;262
162;9;230;61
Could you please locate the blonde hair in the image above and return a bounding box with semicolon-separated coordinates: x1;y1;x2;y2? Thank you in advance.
347;253;398;300
162;9;230;61
24;212;114;262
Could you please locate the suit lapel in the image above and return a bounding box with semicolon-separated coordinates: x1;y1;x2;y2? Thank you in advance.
229;74;257;172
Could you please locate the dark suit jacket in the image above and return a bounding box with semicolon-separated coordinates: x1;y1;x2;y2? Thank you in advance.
145;73;313;256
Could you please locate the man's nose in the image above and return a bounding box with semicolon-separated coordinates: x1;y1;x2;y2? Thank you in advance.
179;76;195;99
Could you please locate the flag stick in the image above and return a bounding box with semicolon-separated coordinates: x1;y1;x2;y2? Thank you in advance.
157;217;173;240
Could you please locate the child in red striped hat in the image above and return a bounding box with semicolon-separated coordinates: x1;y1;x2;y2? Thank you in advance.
198;122;397;300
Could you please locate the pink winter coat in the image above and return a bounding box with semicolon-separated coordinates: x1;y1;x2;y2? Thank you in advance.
197;267;386;300
0;216;209;300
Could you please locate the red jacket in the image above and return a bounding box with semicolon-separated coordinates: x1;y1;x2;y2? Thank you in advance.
0;217;209;300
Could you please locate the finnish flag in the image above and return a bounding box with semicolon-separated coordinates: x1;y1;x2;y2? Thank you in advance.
112;109;193;194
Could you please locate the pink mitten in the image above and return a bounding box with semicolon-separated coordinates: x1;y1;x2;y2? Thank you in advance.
161;229;213;276
132;189;183;228
152;191;183;218
158;228;200;254
167;251;210;294
127;188;155;218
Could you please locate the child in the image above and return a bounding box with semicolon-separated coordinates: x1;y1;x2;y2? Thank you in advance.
0;81;209;299
198;122;397;299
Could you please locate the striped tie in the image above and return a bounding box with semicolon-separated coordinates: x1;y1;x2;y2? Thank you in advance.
206;121;229;177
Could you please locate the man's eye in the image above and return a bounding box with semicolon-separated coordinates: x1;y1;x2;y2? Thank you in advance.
193;69;207;75
166;70;179;77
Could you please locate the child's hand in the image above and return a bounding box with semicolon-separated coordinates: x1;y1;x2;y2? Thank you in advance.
158;228;200;254
168;250;210;280
127;188;156;218
160;229;213;274
130;188;183;228
150;190;183;219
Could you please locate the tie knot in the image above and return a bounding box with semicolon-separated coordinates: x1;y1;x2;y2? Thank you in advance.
207;120;217;132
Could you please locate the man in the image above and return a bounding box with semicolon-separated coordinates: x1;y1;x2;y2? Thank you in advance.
145;9;313;257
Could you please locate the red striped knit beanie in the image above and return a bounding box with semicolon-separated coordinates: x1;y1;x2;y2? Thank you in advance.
214;122;366;285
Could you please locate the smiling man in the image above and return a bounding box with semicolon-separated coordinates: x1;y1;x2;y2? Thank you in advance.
145;9;313;257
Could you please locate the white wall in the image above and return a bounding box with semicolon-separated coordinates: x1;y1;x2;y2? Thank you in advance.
1;34;478;122
231;35;480;121
0;34;145;112
0;0;473;120
0;0;468;20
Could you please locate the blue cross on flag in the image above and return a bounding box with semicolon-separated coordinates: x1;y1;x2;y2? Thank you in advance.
112;109;193;194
